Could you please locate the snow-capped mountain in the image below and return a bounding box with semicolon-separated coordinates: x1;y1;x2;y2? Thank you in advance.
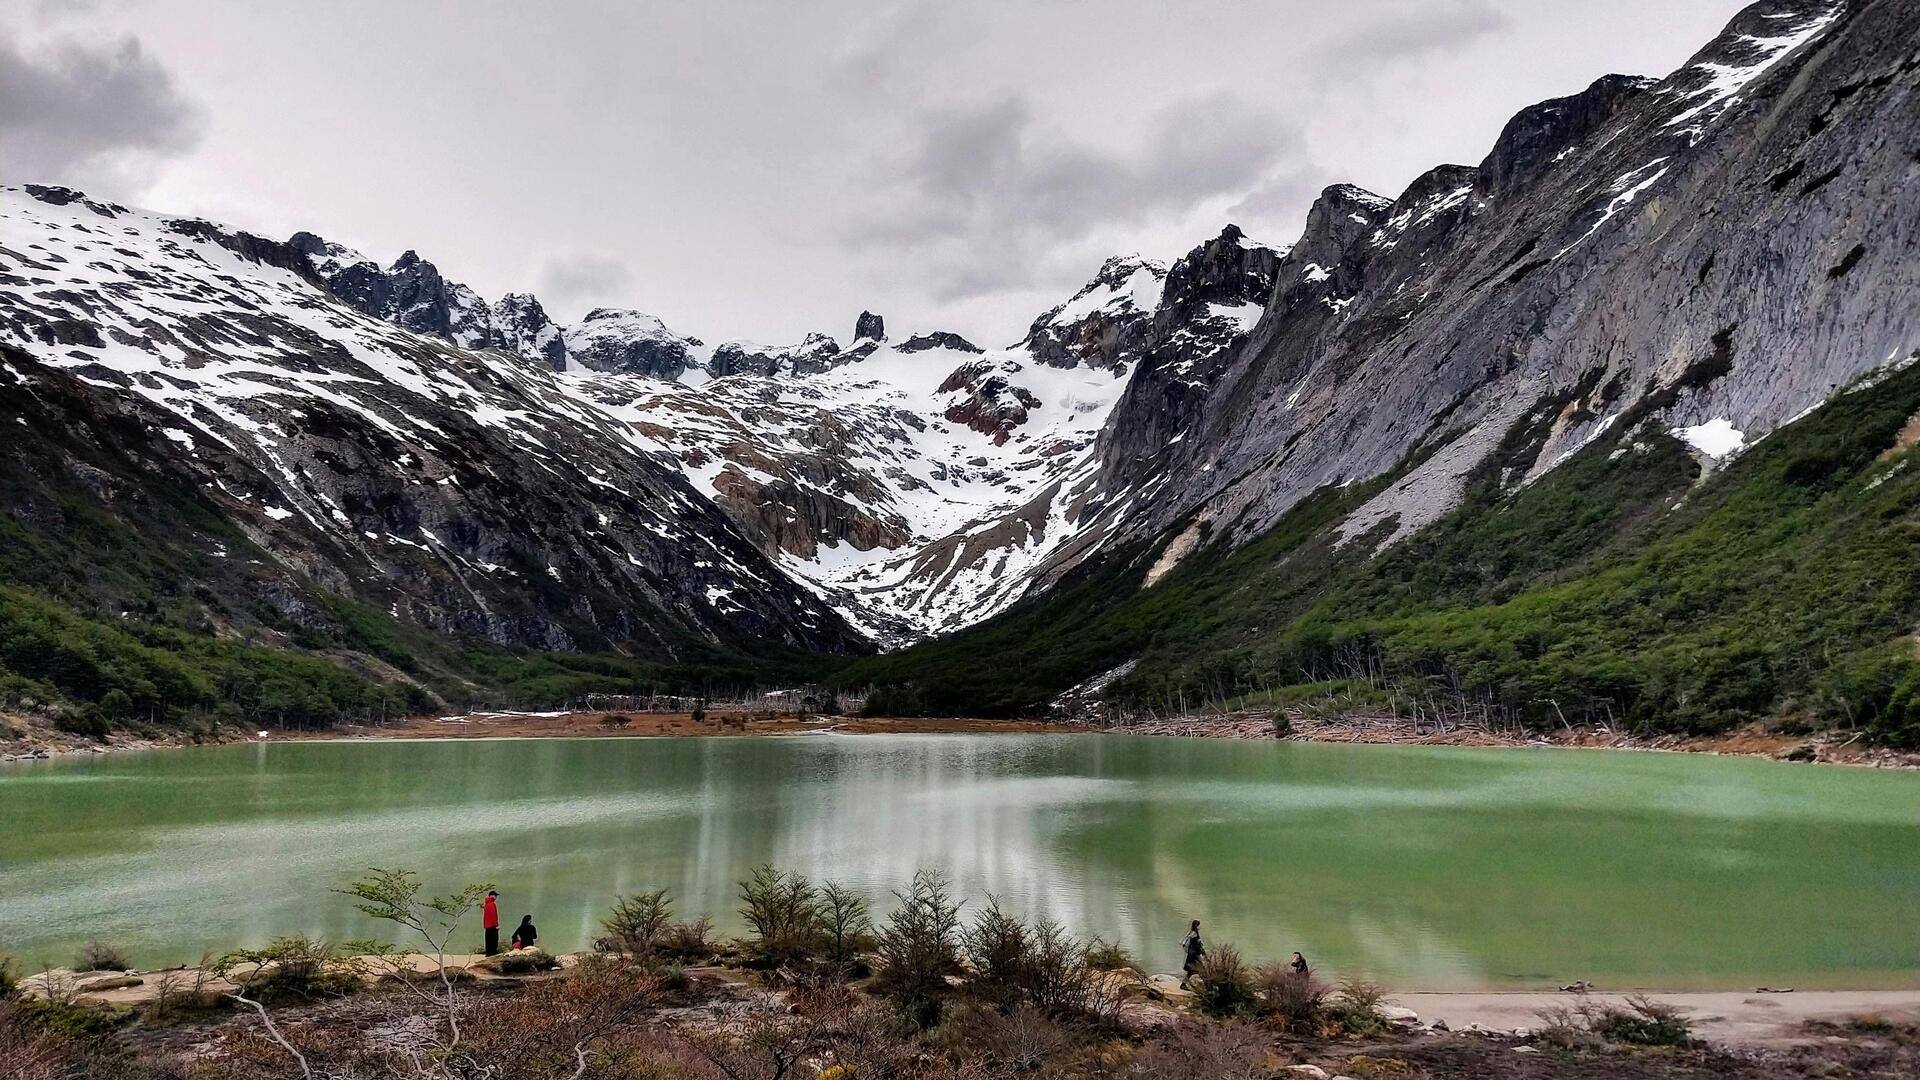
0;0;1908;677
0;185;864;658
273;220;1277;640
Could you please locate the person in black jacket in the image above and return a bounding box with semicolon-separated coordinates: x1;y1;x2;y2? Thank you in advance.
511;915;538;950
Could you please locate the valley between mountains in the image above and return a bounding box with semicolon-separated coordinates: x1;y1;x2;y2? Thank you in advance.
1;0;1917;748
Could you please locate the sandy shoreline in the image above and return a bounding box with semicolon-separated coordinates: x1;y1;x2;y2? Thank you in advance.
9;706;1916;770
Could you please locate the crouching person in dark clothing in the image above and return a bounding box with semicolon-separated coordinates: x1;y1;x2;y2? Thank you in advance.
511;915;538;950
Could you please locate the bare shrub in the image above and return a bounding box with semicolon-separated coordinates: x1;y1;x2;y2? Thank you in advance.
973;1002;1077;1073
1129;1018;1275;1080
1191;945;1260;1019
1256;963;1329;1032
75;941;132;972
455;955;665;1075
1534;1002;1605;1051
798;982;922;1079
684;990;830;1080
145;955;230;1023
656;914;715;963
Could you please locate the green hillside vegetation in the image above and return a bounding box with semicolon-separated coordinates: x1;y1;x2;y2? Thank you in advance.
849;358;1920;748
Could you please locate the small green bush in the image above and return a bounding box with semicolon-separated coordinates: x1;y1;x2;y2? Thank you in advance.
1328;975;1391;1035
1590;995;1693;1046
604;888;675;954
874;869;963;1028
475;948;559;975
737;864;825;968
211;936;359;1003
16;997;132;1040
1083;937;1141;974
961;898;1030;1009
1535;994;1693;1049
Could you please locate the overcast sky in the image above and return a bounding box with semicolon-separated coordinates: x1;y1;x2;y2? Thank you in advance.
2;0;1746;346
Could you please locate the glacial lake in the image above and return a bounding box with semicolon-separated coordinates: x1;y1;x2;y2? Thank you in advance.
2;733;1918;989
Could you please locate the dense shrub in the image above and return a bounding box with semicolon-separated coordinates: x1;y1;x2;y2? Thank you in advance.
1084;937;1142;974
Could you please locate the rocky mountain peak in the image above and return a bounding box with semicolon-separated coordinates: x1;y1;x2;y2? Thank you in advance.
1480;74;1655;197
1020;255;1168;370
896;331;982;354
489;292;567;371
1294;184;1392;268
1150;224;1283;336
566;309;702;378
855;311;886;341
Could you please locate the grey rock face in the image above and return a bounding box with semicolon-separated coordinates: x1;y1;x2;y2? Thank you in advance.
1091;224;1283;498
1070;0;1920;582
1480;74;1657;197
855;311;886;342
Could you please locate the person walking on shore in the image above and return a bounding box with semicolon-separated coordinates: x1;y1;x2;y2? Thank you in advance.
1180;920;1206;988
482;890;500;956
511;914;538;950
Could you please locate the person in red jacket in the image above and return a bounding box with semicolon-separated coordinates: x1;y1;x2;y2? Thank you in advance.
482;890;500;956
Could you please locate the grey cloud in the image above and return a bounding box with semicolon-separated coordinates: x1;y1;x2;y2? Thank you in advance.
1326;0;1512;64
0;33;203;192
537;253;635;317
856;89;1306;301
1226;164;1323;234
827;0;946;97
